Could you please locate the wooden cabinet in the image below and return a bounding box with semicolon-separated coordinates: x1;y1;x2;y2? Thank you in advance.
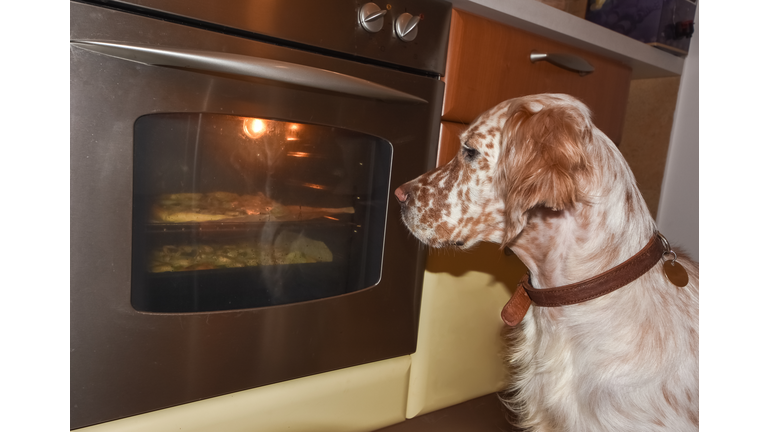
436;122;467;167
441;9;632;144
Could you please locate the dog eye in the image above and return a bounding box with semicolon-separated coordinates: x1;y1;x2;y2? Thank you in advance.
462;146;478;160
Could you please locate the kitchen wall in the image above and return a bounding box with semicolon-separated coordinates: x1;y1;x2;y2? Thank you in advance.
656;8;699;261
618;76;681;218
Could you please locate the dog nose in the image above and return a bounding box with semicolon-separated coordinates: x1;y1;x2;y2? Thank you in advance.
394;184;411;204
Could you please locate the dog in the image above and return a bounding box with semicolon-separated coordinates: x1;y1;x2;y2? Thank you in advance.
394;94;698;432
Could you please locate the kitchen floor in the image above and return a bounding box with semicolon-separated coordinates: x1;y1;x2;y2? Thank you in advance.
371;393;523;432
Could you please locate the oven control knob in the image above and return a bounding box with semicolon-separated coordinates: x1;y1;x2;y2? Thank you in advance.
395;13;420;42
359;3;387;33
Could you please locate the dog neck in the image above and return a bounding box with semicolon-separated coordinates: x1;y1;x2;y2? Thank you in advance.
509;172;657;290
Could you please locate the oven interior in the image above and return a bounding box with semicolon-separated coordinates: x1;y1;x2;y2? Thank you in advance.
131;113;392;313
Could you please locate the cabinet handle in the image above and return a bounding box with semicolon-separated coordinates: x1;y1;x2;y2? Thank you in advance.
70;40;427;103
530;51;594;76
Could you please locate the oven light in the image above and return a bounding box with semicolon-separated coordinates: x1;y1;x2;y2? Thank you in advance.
287;152;311;158
287;124;301;141
243;118;266;138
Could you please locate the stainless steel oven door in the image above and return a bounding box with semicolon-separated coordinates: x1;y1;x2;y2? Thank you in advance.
70;2;442;429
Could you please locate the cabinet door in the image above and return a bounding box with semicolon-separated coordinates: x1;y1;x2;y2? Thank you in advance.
437;121;468;167
443;10;631;144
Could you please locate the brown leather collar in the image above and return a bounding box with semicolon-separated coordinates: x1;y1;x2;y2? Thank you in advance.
501;232;666;327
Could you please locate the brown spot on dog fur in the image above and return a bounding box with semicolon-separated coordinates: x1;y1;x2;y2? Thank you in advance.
662;384;680;413
689;328;698;356
687;408;699;427
435;222;453;238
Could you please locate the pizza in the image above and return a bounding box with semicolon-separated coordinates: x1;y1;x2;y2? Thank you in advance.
149;231;333;273
151;192;353;223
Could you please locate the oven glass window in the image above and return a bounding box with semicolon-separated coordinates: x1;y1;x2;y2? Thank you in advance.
131;114;392;312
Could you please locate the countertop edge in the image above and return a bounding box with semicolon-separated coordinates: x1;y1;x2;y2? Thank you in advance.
447;0;686;79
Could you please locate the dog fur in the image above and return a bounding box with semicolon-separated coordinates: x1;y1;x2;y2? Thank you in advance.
394;94;699;432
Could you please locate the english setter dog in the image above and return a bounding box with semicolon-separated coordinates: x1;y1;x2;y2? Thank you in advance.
394;94;698;432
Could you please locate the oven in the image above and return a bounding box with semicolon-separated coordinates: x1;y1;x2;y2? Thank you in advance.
70;0;450;428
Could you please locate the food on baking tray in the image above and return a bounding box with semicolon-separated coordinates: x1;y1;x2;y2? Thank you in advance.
149;232;333;273
151;192;354;223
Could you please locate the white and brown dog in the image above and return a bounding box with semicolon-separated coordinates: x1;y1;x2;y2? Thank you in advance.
394;94;698;432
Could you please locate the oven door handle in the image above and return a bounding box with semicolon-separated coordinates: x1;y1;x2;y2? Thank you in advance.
70;40;427;104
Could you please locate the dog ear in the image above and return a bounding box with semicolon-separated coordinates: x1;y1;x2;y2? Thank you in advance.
495;101;594;245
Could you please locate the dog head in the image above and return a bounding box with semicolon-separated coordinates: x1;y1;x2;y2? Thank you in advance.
394;94;600;249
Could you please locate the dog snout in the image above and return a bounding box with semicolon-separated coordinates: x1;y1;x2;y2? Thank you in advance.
394;184;411;205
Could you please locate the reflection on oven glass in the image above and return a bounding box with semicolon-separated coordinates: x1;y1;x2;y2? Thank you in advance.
131;113;391;312
243;118;266;138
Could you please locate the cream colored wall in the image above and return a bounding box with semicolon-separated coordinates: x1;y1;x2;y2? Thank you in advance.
406;244;528;418
78;356;411;432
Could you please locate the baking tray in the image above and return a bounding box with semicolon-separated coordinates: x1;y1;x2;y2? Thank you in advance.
133;261;349;313
131;219;366;313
